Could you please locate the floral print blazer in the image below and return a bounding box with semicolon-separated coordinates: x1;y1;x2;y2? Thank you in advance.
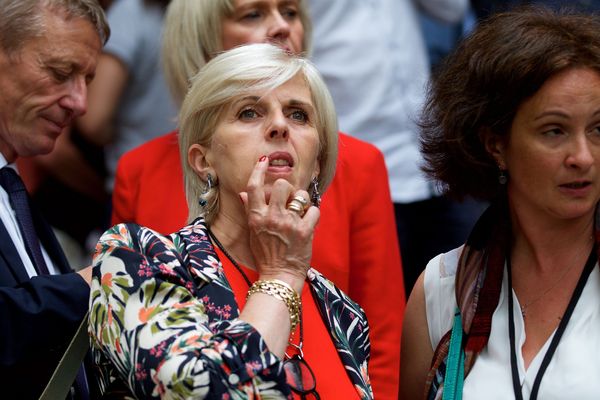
89;218;373;399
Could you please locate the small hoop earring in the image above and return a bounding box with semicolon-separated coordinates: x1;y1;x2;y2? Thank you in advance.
310;178;321;207
199;173;214;207
498;169;508;185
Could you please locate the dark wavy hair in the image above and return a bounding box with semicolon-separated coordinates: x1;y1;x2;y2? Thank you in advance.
420;6;600;200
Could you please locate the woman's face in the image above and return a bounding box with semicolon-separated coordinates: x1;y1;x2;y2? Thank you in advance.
221;0;304;54
203;75;320;211
493;67;600;224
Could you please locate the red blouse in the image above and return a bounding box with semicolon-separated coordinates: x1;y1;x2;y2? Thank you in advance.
214;245;360;399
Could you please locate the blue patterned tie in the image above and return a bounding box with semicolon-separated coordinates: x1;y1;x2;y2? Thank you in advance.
0;167;50;275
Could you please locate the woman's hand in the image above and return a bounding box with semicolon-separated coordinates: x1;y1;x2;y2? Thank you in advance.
239;156;319;293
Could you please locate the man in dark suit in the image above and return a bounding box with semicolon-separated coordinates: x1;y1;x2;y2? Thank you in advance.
0;1;109;398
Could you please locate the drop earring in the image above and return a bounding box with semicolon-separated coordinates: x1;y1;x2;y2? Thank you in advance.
199;173;214;207
310;178;321;207
498;169;508;185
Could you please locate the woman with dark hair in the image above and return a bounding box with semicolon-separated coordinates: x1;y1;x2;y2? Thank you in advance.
401;7;600;399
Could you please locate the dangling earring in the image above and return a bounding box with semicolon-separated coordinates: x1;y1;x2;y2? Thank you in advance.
310;178;321;207
498;169;508;185
199;173;214;207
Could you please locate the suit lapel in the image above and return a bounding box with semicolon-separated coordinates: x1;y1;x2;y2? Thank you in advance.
0;219;29;284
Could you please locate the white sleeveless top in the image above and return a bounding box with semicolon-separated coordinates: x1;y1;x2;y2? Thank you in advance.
424;247;600;399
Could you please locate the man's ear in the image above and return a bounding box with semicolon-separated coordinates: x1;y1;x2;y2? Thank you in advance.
188;143;213;180
481;127;507;169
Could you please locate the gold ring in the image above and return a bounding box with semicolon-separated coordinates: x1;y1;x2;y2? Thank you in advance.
287;199;305;216
292;195;308;206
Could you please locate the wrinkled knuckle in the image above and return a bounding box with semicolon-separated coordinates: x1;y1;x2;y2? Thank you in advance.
247;212;263;227
286;220;299;233
260;214;280;230
298;226;313;241
246;181;260;192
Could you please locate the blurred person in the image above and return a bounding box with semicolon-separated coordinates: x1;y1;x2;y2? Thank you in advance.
401;8;600;399
111;0;404;397
306;0;485;299
0;0;109;398
77;0;177;190
419;8;469;70
90;43;373;399
472;0;600;19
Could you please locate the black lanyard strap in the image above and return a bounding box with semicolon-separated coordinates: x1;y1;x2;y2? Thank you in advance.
507;248;596;400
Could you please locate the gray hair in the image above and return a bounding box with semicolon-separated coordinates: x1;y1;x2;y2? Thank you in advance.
179;44;337;224
0;0;110;57
162;0;312;106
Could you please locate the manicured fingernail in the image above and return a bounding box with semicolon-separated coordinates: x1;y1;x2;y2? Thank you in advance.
258;155;267;162
239;194;244;204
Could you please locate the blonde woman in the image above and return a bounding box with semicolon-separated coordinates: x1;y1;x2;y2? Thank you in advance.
90;43;372;399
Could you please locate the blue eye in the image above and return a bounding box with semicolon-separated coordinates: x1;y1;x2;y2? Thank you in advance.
281;7;298;19
290;110;308;122
242;10;261;20
239;108;258;120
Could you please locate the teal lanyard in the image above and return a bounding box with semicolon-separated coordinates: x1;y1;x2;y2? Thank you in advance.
443;307;464;400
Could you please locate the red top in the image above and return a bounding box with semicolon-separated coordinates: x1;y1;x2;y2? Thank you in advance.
111;130;404;398
214;246;360;399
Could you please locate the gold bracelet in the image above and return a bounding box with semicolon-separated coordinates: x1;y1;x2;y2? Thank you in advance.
247;279;301;332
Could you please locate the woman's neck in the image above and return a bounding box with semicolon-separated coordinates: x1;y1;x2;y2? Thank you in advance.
509;205;594;274
209;212;256;270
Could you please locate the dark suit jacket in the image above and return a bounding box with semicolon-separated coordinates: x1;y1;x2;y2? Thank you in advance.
0;202;90;399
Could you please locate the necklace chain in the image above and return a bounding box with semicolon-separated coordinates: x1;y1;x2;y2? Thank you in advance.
207;227;252;286
515;236;593;317
517;261;577;317
206;226;303;349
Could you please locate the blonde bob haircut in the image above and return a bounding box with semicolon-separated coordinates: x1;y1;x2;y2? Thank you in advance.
162;0;313;106
179;43;338;224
